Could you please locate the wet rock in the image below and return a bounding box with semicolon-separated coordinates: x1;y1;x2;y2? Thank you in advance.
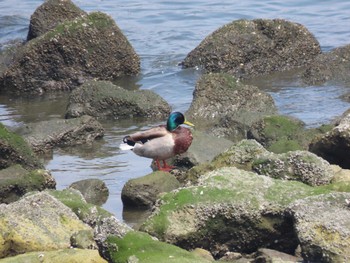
186;73;277;141
183;139;268;185
47;188;131;262
252;150;334;186
0;123;43;170
69;178;109;206
70;229;97;249
309;109;350;169
0;165;55;204
141;167;333;258
182;19;320;79
105;231;212;263
21;115;104;154
254;248;301;262
121;171;180;208
247;115;331;153
66;80;171;120
169;130;234;170
302;44;350;85
287;192;350;262
0;191;92;258
1;12;140;95
0;249;107;263
27;0;87;41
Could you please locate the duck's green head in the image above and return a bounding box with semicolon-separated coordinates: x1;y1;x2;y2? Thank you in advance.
166;112;194;131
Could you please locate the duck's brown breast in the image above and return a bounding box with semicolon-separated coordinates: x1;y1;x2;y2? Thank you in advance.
172;127;193;155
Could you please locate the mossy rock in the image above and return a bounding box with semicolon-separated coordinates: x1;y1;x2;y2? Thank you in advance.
0;165;56;203
0;248;107;263
252;150;334;186
105;231;212;263
248;115;331;154
141;167;337;256
0;123;43;170
1;11;140;95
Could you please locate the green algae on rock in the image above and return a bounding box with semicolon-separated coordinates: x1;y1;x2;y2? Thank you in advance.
105;231;213;263
140;167;336;257
0;123;43;170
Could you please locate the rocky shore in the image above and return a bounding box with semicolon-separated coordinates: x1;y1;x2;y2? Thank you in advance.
0;0;350;262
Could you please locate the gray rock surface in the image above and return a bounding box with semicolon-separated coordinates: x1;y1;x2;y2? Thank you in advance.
21;115;104;154
65;80;171;120
182;19;320;78
252;150;334;186
302;44;350;85
287;192;350;262
309;109;350;169
186;73;277;141
0;165;55;204
27;0;87;40
1;12;140;95
69;178;109;206
122;171;180;208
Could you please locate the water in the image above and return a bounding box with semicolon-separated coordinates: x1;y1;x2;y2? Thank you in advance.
0;0;350;223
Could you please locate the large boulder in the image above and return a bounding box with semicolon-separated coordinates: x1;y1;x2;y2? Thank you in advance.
65;80;171;120
0;123;43;170
302;44;350;85
0;191;93;258
1;12;140;95
27;0;87;41
186;73;277;141
20;115;104;154
140;166;335;258
309;109;350;169
252;150;334;186
121;171;180;208
182;19;320;78
287;192;350;262
0;165;55;204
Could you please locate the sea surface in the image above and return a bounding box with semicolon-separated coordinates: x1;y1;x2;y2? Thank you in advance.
0;0;350;223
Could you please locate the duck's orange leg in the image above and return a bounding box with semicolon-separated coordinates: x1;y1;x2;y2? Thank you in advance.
155;159;175;172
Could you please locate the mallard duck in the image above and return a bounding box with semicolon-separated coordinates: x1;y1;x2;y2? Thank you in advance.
121;112;194;171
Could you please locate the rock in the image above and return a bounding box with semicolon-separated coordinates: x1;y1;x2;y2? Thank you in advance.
69;178;109;206
21;115;104;154
252;150;334;186
0;165;55;203
186;73;277;141
182;139;268;185
27;0;87;41
182;19;320;78
141;167;334;258
70;230;97;249
121;171;180;208
169;130;235;169
302;44;350;85
65;80;171;120
47;188;132;262
0;123;43;170
191;248;215;261
331;165;350;183
309;109;350;169
104;231;213;263
1;12;140;95
0;249;107;263
287;192;350;262
0;191;92;258
255;248;301;262
248;115;317;153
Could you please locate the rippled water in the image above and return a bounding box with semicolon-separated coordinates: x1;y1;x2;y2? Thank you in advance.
0;0;350;222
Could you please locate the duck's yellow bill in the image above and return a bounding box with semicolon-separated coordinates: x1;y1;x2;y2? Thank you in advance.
184;120;195;127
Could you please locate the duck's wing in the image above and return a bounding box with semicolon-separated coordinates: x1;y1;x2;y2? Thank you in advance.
129;126;168;143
